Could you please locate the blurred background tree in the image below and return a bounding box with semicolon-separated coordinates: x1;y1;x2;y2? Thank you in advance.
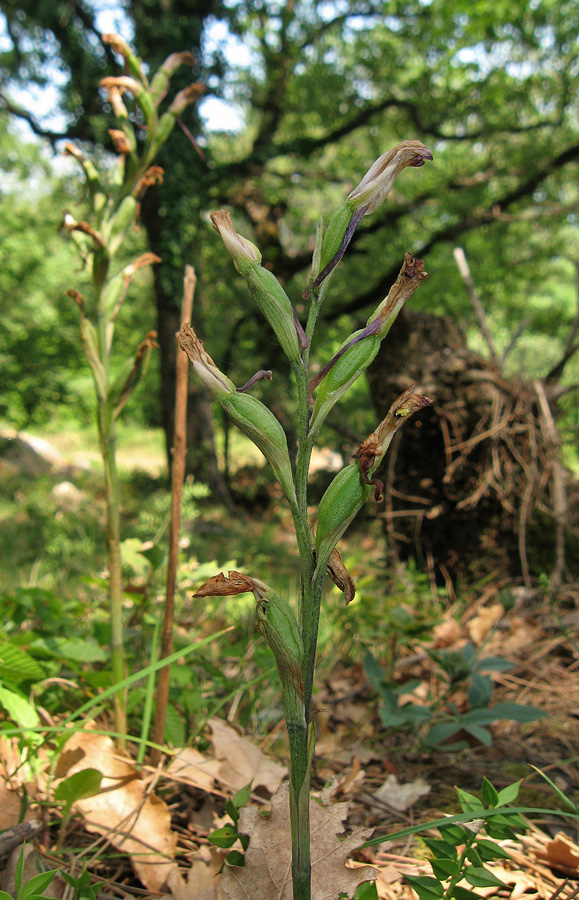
1;0;578;576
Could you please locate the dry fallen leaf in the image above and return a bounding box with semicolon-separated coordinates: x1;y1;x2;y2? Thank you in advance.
0;777;25;831
485;616;543;658
221;782;375;900
468;603;504;645
536;832;579;875
433;617;462;648
168;847;227;900
208;717;286;795
166;746;222;794
57;729;177;891
373;774;430;812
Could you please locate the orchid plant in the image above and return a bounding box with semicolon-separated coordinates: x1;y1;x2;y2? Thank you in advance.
180;140;433;900
62;35;203;740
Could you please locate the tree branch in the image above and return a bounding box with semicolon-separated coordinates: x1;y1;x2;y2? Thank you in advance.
0;92;70;143
327;140;579;320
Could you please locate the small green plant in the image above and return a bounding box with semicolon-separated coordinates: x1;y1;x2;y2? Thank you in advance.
208;781;253;868
406;778;526;900
0;846;59;900
61;866;100;900
182;141;434;899
365;642;546;749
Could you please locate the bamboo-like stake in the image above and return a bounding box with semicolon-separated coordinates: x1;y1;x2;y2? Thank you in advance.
150;266;196;762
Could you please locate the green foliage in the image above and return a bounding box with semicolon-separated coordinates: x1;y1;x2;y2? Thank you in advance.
61;866;100;900
209;782;252;868
53;768;103;822
365;642;546;749
405;779;527;900
0;847;59;900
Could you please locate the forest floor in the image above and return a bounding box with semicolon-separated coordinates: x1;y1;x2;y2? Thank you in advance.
1;427;579;900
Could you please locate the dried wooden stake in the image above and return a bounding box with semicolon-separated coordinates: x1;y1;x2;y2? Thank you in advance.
150;265;196;763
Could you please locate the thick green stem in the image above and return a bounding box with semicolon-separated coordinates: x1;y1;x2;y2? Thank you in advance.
98;403;127;741
287;721;311;900
285;351;320;900
301;567;325;720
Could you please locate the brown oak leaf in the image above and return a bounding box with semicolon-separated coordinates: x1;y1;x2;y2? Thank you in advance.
221;782;375;900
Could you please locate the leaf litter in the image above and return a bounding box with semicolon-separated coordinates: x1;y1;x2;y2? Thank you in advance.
1;584;579;899
221;782;376;900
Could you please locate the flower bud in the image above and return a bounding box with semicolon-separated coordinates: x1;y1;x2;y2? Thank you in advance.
168;82;205;116
102;34;146;84
177;322;235;400
253;578;305;721
210;210;303;365
246;266;303;364
149;52;195;100
347;140;433;215
315;463;371;579
222;392;297;505
80;318;106;400
311;140;432;292
315;388;432;576
178;324;296;504
108;196;138;252
309;253;427;437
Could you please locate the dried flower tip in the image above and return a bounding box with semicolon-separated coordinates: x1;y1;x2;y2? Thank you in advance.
107;85;129;119
65;289;85;314
160;52;195;76
354;387;433;499
348;140;433;215
366;253;428;332
100;75;144;97
124;253;162;277
136;166;164;198
63;142;85;162
327;547;356;605
169;82;205;115
210;209;261;269
108;129;132;155
60;211;105;249
194;570;255;597
178;322;235;399
102;33;132;58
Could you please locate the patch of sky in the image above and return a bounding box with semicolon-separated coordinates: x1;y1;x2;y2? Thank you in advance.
200;16;260;132
0;5;254;139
